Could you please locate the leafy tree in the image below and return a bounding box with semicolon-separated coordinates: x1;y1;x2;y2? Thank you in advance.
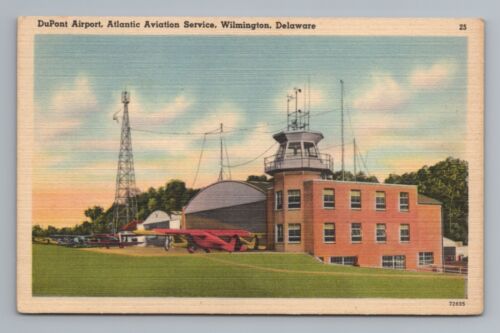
84;206;104;223
32;225;46;237
385;157;468;244
246;175;269;182
332;171;379;183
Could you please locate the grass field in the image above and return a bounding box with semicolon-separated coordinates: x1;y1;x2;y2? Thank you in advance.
32;244;466;298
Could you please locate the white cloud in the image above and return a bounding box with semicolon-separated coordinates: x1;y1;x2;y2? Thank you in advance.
188;103;244;134
38;75;98;139
352;74;410;112
129;94;192;128
410;62;456;89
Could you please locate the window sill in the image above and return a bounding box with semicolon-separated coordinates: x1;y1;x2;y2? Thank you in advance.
376;241;387;244
351;241;362;244
288;241;301;244
274;209;283;212
323;241;336;244
287;208;301;211
323;207;335;210
376;208;386;211
350;208;362;211
399;241;410;244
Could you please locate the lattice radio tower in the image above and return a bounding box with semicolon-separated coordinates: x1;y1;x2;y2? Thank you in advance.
112;91;138;234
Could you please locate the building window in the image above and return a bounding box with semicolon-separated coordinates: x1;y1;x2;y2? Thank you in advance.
350;190;361;209
351;223;362;243
288;224;301;243
275;191;283;210
323;189;335;209
400;192;409;211
376;224;386;243
304;142;318;157
323;223;336;243
376;191;386;210
419;252;434;266
287;189;301;209
286;142;302;157
331;256;358;266
382;255;406;269
276;224;284;243
400;224;410;242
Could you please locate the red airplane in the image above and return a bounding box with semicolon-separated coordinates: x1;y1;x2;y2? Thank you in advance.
147;229;254;253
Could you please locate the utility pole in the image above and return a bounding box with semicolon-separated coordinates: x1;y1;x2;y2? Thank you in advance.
287;94;293;131
340;80;345;181
353;138;357;181
218;123;224;182
112;91;138;234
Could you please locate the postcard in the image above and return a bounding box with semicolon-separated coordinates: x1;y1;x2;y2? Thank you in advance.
17;17;484;314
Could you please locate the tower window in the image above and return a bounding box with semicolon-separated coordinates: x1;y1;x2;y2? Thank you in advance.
376;191;386;210
323;189;335;208
276;224;284;243
376;224;386;243
351;223;362;243
323;223;336;243
400;224;410;242
304;142;318;157
350;190;361;209
275;191;283;210
400;192;409;211
276;143;286;161
288;189;301;209
382;255;406;269
286;142;302;157
418;252;434;266
288;224;301;243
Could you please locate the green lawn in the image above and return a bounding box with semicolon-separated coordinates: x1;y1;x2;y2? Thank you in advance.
32;244;466;298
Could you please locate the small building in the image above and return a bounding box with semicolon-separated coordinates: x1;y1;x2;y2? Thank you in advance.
137;210;181;247
183;180;270;242
140;210;181;231
443;237;468;262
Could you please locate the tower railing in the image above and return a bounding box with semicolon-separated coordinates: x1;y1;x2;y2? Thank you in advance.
264;153;333;174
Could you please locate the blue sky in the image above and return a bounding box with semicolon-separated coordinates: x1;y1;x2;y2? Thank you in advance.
33;35;467;225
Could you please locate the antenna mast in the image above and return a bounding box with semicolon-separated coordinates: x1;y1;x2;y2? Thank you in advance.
353;138;357;181
112;91;138;234
218;123;224;182
340;80;345;181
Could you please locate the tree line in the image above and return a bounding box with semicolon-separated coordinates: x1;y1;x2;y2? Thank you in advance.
32;180;199;237
384;157;468;244
32;158;468;243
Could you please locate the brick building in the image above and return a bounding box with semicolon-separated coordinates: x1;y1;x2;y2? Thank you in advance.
264;128;443;271
183;102;443;271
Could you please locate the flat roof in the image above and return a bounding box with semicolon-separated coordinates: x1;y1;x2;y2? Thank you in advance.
308;179;418;188
418;194;442;205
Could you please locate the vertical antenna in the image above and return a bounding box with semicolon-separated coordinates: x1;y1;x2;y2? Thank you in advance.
112;91;138;234
218;123;224;182
353;138;357;181
308;76;311;112
287;94;293;131
340;80;345;181
308;76;311;128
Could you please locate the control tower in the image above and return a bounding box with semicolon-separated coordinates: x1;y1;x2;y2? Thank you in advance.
264;88;333;252
264;88;333;177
